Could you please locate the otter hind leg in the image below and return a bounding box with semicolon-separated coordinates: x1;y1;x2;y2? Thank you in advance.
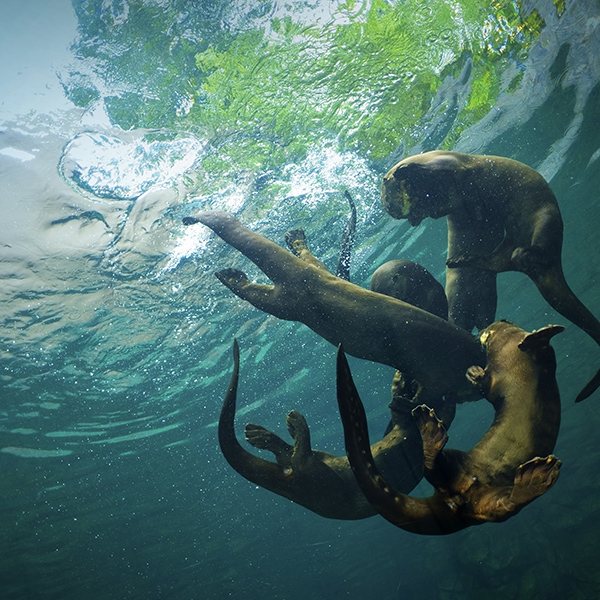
510;245;553;277
286;410;313;461
412;405;449;471
481;455;562;522
244;423;293;465
215;268;287;318
510;455;562;505
216;268;255;292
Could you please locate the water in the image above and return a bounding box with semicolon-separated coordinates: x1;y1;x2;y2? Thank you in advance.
1;0;600;598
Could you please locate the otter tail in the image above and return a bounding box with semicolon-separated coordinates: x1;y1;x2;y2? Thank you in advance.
218;340;285;484
335;190;357;281
575;368;600;403
534;267;600;402
336;345;466;536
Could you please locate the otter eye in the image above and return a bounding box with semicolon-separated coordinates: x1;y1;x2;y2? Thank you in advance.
480;329;492;344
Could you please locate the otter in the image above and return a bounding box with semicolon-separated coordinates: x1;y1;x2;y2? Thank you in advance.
335;190;356;281
336;320;563;535
217;249;462;518
285;227;455;423
182;210;484;404
218;339;424;520
381;150;600;401
370;259;448;321
368;258;453;429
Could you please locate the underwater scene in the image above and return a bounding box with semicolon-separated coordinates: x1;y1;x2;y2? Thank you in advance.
1;0;600;598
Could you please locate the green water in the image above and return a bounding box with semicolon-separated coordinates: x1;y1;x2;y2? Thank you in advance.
1;0;600;598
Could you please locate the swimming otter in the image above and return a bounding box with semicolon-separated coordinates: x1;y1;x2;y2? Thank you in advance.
337;320;563;535
218;339;424;520
284;227;454;422
370;259;448;321
218;246;457;519
368;258;453;429
182;210;484;404
381;150;600;401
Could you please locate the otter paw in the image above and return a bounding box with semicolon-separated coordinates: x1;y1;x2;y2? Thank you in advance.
287;410;313;459
511;455;562;505
245;423;293;465
215;268;250;292
284;228;308;256
245;423;282;450
466;365;488;395
412;405;448;470
286;409;309;440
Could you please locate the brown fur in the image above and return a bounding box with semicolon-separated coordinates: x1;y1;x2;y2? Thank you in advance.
382;150;600;401
337;321;563;535
183;210;484;404
370;259;448;321
218;340;424;520
216;249;461;519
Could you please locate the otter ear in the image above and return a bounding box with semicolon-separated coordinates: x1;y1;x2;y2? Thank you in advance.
518;325;564;352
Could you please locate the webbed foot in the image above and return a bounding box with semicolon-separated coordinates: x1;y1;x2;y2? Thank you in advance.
215;268;251;292
285;228;308;256
245;423;292;453
286;410;312;459
286;409;309;440
510;455;562;505
412;405;448;470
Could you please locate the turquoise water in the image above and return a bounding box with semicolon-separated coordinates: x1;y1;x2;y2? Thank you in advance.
1;0;600;598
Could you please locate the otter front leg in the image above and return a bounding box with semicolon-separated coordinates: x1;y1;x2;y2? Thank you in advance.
184;210;303;284
412;405;449;472
466;365;490;396
215;268;292;321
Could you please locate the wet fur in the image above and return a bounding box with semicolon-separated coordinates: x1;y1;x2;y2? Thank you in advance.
218;340;424;520
183;210;484;404
382;150;600;401
337;321;563;535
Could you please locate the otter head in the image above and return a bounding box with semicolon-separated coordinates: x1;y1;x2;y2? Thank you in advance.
370;260;448;320
478;319;564;358
381;152;462;226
